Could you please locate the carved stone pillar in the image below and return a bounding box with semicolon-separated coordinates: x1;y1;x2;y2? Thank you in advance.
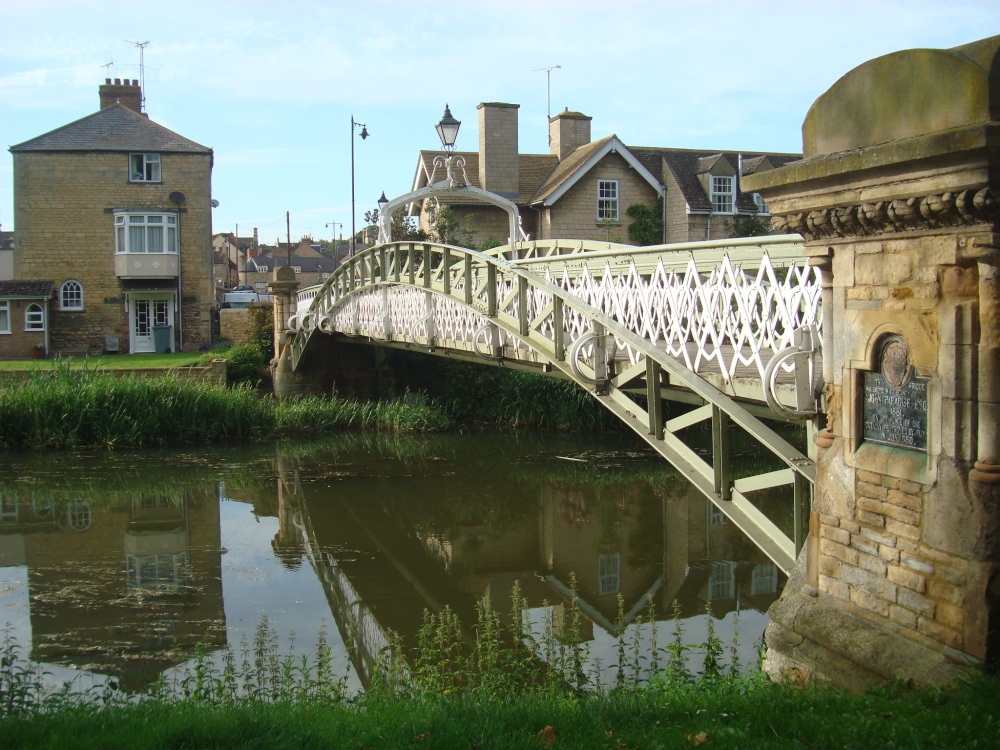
743;35;1000;687
268;266;299;401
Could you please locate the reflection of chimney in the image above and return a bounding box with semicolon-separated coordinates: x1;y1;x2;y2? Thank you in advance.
477;102;519;196
99;78;143;113
549;108;592;160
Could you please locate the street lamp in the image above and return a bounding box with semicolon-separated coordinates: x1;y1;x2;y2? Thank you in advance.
350;115;369;257
377;191;389;229
436;104;461;151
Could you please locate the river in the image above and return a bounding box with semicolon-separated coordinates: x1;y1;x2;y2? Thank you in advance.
0;431;786;695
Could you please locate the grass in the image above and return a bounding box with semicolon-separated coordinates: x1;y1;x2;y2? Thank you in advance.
0;599;996;750
0;352;205;371
0;360;453;450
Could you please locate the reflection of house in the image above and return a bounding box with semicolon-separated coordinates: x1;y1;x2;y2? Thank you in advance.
409;102;799;247
0;490;225;692
6;78;214;356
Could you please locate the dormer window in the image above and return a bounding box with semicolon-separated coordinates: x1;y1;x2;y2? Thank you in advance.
753;192;769;215
129;153;161;182
711;176;734;213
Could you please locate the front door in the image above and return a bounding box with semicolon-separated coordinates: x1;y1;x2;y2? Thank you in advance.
129;295;174;353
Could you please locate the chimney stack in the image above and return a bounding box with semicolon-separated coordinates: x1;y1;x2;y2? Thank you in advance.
99;78;142;113
477;102;520;197
549;108;592;160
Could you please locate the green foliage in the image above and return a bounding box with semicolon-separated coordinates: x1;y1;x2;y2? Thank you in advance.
390;355;615;432
626;197;664;245
246;306;274;362
726;213;772;237
223;343;269;385
0;362;454;450
363;206;428;242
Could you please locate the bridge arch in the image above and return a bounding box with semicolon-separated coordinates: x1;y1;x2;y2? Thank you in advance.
288;238;819;574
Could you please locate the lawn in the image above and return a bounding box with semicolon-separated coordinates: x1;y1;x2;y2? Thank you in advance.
0;352;208;371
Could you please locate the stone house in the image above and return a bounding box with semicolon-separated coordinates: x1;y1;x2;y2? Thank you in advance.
244;249;339;292
409;102;800;246
3;78;214;357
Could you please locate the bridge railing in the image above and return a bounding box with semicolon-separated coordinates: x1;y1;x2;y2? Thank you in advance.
288;239;818;573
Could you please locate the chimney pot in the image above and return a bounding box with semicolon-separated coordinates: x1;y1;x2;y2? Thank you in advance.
132;79;138;86
105;78;111;84
114;78;121;85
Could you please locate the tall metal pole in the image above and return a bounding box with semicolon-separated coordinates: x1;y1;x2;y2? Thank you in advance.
351;116;368;258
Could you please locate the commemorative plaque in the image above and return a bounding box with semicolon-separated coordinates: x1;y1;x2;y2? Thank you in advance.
861;338;928;450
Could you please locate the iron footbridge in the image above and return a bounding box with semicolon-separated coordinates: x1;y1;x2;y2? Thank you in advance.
287;235;824;574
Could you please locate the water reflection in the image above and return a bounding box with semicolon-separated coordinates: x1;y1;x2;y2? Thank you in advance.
0;434;785;693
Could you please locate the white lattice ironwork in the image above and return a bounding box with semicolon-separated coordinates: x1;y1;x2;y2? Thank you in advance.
288;237;819;574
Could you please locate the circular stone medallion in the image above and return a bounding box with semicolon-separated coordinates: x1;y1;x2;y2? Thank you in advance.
880;338;912;389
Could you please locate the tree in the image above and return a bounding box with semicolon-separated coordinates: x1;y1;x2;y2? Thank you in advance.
363;207;428;242
626;197;664;245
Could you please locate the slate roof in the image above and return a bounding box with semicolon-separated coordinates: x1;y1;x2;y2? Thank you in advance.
0;280;54;298
246;254;339;274
9;103;212;155
632;148;801;213
530;135;615;204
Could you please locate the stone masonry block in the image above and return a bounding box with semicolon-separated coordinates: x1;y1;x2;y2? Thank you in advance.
885;517;921;541
887;565;927;593
856;469;884;485
934;601;965;631
857;480;888;500
819;575;850;601
855;252;912;286
927;577;965;607
857;552;888;577
859;526;897;547
840;563;897;601
889;604;918;629
897;588;935;617
850;535;878;557
825;525;851;546
858;509;887;528
917;617;962;649
899;553;935;576
879;545;901;563
885;489;922;513
850;586;890;617
821;538;860;566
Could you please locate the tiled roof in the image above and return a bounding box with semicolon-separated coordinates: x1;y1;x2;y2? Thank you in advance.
530;135;615;204
0;280;54;298
635;148;801;212
10;103;212;154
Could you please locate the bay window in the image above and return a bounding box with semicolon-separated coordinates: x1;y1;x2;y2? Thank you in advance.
115;212;178;254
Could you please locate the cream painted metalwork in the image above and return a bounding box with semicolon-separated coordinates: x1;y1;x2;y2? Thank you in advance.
288;237;821;573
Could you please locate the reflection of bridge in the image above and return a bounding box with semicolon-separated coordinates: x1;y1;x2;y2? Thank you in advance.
286;236;822;573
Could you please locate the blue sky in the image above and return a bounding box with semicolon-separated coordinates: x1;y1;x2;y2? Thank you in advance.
1;0;997;244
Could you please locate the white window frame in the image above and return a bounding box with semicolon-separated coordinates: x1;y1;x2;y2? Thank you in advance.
114;212;178;254
597;179;619;221
0;300;9;334
129;152;161;182
708;560;736;601
598;552;621;595
254;282;268;292
753;192;769;215
257;265;268;273
751;563;778;595
24;302;45;331
60;279;84;311
711;175;734;214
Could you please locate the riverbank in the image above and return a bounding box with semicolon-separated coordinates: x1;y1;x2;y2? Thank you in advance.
2;671;995;749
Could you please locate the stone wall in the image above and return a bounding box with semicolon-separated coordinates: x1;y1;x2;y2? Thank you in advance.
743;34;1000;686
544;152;660;243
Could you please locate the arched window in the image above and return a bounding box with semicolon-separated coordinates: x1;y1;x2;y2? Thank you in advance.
60;280;83;311
24;303;44;331
67;500;92;532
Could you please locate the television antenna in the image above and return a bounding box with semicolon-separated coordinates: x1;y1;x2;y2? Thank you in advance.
125;39;149;111
532;65;561;121
100;60;114;75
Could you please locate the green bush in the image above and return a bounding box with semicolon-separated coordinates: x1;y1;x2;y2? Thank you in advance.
224;343;269;385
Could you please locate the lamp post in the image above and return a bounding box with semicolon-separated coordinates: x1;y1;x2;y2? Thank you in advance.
350;115;369;257
377;191;389;235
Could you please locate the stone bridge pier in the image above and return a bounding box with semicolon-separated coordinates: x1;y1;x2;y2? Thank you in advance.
744;35;1000;687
